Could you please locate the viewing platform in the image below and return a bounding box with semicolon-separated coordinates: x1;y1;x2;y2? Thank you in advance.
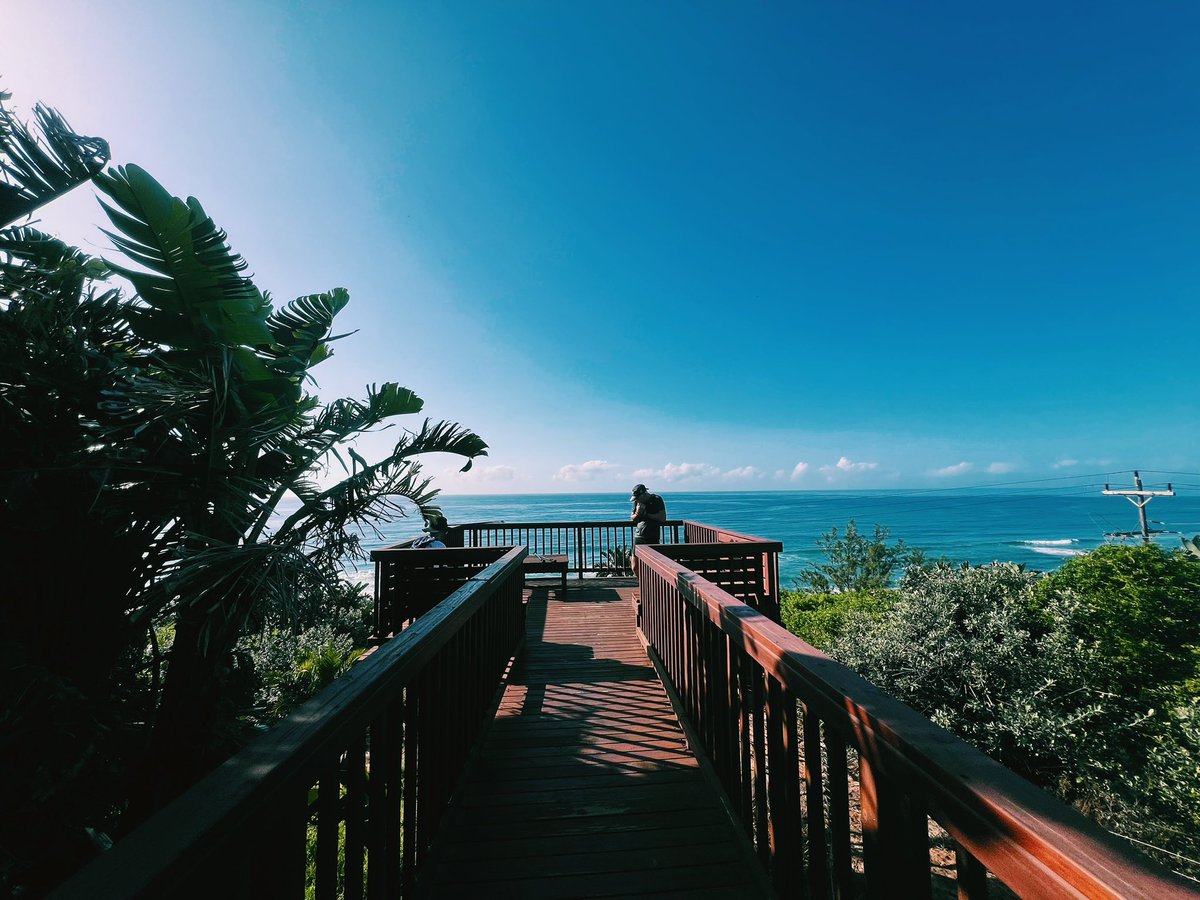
52;519;1195;899
423;580;770;897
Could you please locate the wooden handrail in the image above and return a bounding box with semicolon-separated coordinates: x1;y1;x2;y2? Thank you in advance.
52;546;528;900
635;544;1193;899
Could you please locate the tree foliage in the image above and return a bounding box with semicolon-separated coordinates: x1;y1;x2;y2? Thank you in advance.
826;551;1200;879
796;520;922;593
779;588;897;649
1033;543;1200;701
1;91;486;892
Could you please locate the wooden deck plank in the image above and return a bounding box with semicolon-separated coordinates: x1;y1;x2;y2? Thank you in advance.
418;582;771;898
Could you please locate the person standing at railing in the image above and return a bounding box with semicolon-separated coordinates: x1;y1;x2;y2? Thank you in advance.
629;484;667;575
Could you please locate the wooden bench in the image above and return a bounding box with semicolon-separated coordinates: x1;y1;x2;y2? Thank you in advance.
522;553;568;589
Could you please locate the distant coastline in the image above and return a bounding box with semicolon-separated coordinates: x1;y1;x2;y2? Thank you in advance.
346;489;1200;585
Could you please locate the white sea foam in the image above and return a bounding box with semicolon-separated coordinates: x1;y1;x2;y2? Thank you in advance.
1021;539;1078;546
1028;546;1086;557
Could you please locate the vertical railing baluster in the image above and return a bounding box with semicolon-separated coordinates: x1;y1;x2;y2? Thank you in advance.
722;632;739;802
383;693;403;897
366;716;387;899
344;736;367;900
315;766;339;900
751;664;769;866
401;686;418;897
955;841;989;899
803;704;831;898
736;649;753;835
825;730;854;900
860;751;931;899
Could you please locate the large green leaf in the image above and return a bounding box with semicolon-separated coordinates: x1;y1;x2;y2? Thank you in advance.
0;97;109;227
93;164;274;352
266;288;350;378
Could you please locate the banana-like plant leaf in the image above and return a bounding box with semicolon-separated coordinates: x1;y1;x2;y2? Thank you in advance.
0;97;109;227
266;288;349;377
94;164;274;353
389;418;489;469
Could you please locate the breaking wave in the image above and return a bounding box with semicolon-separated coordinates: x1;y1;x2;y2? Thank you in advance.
1028;546;1086;557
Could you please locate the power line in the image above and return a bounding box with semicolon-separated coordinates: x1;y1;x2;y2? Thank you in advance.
1103;470;1176;543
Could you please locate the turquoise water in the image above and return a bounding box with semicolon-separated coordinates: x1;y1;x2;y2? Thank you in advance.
362;488;1200;586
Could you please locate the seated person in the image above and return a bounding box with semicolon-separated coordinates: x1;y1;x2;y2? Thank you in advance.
412;514;449;548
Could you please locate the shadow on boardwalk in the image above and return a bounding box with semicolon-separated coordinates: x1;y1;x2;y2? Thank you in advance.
418;582;772;899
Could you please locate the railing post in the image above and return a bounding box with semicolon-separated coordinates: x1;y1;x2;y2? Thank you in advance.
803;705;831;899
344;737;367;900
860;751;931;899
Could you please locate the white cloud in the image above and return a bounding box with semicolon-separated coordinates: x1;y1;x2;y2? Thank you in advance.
789;462;809;482
722;466;763;480
453;464;517;483
632;462;721;483
819;456;878;478
1053;458;1079;469
932;461;973;478
987;462;1015;474
554;459;618;481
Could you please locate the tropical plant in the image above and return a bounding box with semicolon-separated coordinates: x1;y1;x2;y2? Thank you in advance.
0;88;108;223
0;91;139;896
830;554;1200;879
596;545;632;576
796;520;923;593
87;162;489;817
1;88;487;890
827;562;1086;777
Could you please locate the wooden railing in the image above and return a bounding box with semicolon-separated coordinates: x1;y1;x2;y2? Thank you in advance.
635;544;1194;900
661;523;782;621
457;519;683;575
52;546;528;900
372;546;517;636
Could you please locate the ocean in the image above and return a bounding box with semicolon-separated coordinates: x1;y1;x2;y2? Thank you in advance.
356;487;1200;587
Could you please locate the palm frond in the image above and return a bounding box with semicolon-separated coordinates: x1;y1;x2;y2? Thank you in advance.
93;164;274;353
387;418;490;471
309;383;425;446
266;288;350;378
0;226;111;315
0;97;110;227
283;456;442;564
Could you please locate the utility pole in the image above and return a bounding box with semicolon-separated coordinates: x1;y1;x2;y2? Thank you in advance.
1103;470;1175;543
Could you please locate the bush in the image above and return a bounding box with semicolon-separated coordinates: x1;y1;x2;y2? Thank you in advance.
826;562;1098;779
241;580;373;722
1032;544;1200;703
779;588;896;650
797;520;922;593
826;553;1200;878
243;624;365;721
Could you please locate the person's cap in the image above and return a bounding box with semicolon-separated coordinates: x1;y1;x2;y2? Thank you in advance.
424;514;448;533
630;484;647;500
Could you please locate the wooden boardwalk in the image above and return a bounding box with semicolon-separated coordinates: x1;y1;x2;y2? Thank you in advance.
420;580;773;899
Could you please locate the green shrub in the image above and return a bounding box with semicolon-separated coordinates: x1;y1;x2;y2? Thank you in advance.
1033;544;1200;703
244;624;365;721
826;562;1093;779
779;588;896;650
797;520;923;593
596;545;632;577
826;553;1200;878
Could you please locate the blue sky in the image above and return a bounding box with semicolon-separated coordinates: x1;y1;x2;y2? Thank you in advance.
6;2;1199;493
